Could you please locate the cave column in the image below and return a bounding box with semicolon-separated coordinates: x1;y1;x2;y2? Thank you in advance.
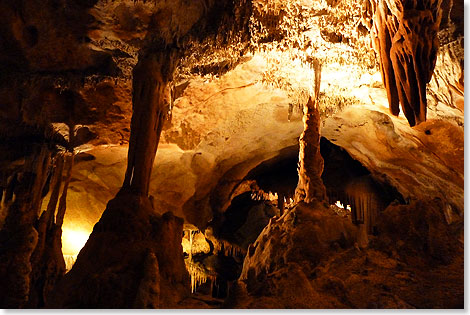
294;58;327;204
122;49;178;196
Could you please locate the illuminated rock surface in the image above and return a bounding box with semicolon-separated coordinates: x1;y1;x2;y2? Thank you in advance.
0;0;463;309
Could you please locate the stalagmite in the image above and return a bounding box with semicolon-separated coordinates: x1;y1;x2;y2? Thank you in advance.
47;49;190;308
370;0;442;126
294;58;327;204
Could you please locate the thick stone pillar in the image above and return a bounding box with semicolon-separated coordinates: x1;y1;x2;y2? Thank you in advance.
47;49;190;308
122;50;177;196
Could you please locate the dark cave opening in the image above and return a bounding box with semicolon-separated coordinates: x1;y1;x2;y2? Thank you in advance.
218;137;404;237
195;138;405;298
320;137;405;234
212;137;405;249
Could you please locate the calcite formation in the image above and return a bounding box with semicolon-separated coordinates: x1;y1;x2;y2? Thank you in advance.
47;193;190;308
295;59;327;204
369;0;443;126
122;49;177;196
0;145;51;308
0;0;463;310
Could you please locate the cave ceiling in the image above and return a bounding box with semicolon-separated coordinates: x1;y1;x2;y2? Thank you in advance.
0;0;464;231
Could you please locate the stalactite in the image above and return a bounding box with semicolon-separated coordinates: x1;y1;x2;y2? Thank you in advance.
185;260;216;294
27;121;76;307
55;153;74;228
189;230;194;260
344;176;382;235
45;158;64;223
327;175;383;235
370;0;442;126
28;150;73;307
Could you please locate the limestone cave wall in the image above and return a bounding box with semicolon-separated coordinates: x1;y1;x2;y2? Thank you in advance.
0;0;464;309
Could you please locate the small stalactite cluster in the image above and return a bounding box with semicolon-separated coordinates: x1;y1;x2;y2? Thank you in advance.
28;151;74;307
367;0;443;126
214;240;244;259
182;229;216;294
250;190;295;216
326;176;383;235
186;261;217;294
0;120;76;308
183;228;244;295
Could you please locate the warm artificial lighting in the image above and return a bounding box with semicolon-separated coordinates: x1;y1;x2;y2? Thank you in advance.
62;228;90;271
62;228;89;256
335;200;351;212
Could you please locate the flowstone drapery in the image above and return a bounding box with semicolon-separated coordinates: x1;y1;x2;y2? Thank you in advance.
369;0;442;126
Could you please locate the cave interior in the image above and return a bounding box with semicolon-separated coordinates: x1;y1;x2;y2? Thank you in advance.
0;0;465;310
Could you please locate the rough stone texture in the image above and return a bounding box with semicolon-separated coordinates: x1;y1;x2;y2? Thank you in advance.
295;95;327;204
428;38;464;115
0;0;463;309
375;199;462;265
47;192;190;308
226;199;463;308
370;0;443;126
322;104;464;215
0;145;51;308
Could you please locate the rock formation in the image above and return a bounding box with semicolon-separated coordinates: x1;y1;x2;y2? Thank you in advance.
294;59;327;204
225;199;463;308
0;0;463;310
122;49;178;196
28;153;73;308
47;193;189;308
0;145;51;308
369;0;443;126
